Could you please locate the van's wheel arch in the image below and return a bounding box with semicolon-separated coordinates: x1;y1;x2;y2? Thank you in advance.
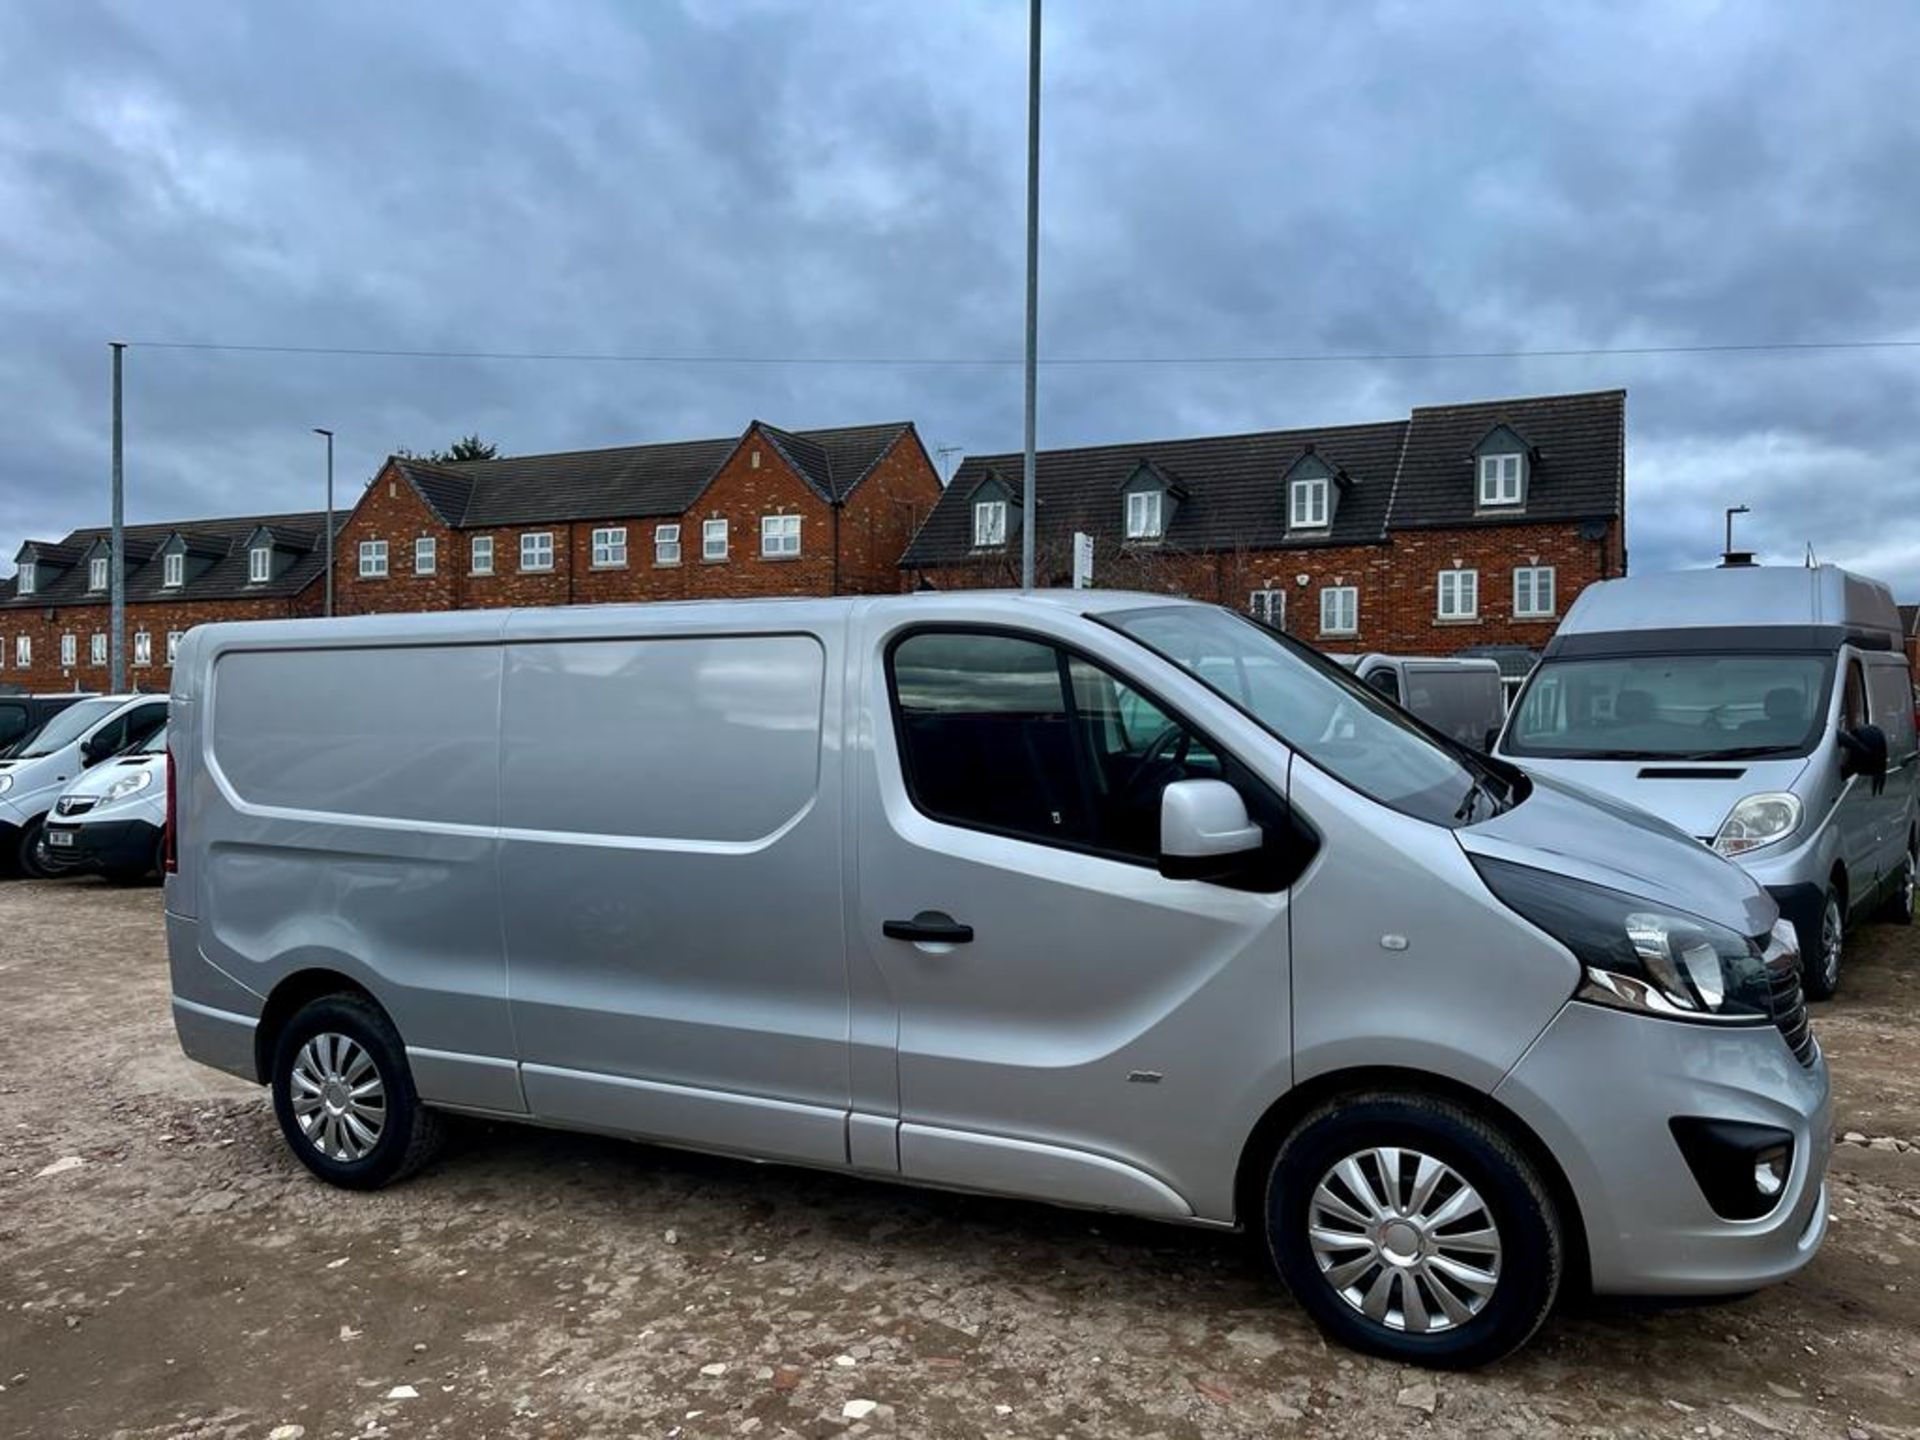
1805;870;1846;1000
16;817;55;879
1261;1089;1563;1367
267;989;445;1190
1881;832;1916;926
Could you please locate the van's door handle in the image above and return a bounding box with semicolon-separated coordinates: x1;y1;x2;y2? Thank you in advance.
883;913;974;944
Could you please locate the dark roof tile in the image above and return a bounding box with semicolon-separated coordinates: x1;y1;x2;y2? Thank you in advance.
2;510;345;608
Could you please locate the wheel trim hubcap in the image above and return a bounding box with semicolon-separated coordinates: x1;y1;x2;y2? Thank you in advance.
1307;1146;1502;1334
290;1033;386;1161
1823;899;1843;979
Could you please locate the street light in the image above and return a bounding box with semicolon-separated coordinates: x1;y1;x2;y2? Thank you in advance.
313;429;334;616
1724;504;1750;561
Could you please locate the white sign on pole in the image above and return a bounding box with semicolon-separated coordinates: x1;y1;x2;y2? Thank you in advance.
1071;531;1094;589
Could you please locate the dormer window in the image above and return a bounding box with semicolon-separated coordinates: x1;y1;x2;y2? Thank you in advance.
1125;490;1163;540
973;500;1007;547
248;546;271;583
17;562;35;596
1479;453;1524;507
163;552;184;588
1289;476;1329;529
90;557;108;591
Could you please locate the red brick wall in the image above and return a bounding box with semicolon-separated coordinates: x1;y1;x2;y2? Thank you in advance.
903;518;1624;655
0;594;304;693
330;465;460;615
837;432;943;594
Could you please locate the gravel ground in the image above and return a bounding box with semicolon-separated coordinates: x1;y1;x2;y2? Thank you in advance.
1;878;1916;1440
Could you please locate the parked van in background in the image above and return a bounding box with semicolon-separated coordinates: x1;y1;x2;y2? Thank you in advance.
1499;564;1916;998
0;693;168;876
1333;654;1508;749
43;722;169;881
0;692;95;757
168;595;1828;1368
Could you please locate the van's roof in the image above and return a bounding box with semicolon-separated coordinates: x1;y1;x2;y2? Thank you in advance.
1548;564;1902;654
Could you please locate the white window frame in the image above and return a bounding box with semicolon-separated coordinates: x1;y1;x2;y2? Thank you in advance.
166;630;183;665
15;635;29;667
1249;589;1286;627
520;532;554;572
358;540;388;578
61;633;76;668
134;631;151;667
1319;585;1358;636
1438;568;1479;620
90;632;107;666
591;527;628;568
412;536;436;575
162;552;183;588
248;546;271;583
90;556;108;591
760;514;801;558
470;535;494;575
973;500;1007;548
1289;477;1329;529
702;518;729;561
1125;490;1163;540
654;523;682;566
17;562;36;596
1513;565;1556;619
1479;453;1524;507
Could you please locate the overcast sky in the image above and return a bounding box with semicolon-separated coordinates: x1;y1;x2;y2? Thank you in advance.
3;1;1916;589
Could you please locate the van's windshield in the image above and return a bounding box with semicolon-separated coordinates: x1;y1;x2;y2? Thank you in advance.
9;698;123;758
1504;652;1834;760
1105;605;1506;827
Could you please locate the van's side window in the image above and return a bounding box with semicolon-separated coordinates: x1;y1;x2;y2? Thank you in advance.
1843;660;1868;730
1066;658;1222;859
1865;661;1918;758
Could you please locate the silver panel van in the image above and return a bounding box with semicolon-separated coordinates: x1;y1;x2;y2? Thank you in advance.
168;594;1829;1367
1332;654;1509;749
1498;564;1917;998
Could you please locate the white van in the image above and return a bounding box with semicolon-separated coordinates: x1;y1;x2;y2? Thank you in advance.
1332;654;1508;750
0;693;168;876
42;722;169;881
168;594;1828;1367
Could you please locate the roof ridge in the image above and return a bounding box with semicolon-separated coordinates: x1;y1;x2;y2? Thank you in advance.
954;416;1410;468
1408;387;1626;414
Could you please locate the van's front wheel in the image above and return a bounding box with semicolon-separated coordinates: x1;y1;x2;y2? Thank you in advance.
1264;1093;1561;1368
270;994;444;1190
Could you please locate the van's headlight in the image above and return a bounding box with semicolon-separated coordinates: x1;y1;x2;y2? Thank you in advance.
1713;792;1802;857
101;770;153;804
1473;857;1773;1023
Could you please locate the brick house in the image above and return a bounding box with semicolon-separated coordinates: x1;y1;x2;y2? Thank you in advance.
900;389;1627;656
331;420;941;615
0;510;340;692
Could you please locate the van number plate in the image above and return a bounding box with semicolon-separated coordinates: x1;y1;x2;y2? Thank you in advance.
47;830;74;847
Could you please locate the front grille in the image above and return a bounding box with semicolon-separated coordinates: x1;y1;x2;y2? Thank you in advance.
55;795;97;816
1764;940;1816;1067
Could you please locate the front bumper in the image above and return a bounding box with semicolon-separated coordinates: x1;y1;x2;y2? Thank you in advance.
1494;1000;1830;1296
44;816;161;874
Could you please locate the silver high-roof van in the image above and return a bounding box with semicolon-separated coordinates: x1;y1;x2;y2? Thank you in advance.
167;593;1829;1367
1497;564;1917;999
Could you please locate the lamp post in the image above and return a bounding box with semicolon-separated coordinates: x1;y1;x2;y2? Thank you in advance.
1724;504;1749;561
1019;0;1041;590
314;429;334;616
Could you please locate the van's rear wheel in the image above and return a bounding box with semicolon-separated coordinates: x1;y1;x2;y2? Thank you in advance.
1264;1093;1561;1368
270;993;444;1190
1804;886;1844;1000
1880;841;1915;926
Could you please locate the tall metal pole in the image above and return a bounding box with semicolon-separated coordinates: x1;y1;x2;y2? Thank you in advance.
109;342;126;693
314;429;335;616
1020;0;1041;590
1724;503;1749;559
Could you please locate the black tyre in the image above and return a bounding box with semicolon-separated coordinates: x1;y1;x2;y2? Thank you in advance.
1803;884;1844;1000
17;818;56;879
270;993;445;1190
1879;840;1915;926
1264;1092;1562;1369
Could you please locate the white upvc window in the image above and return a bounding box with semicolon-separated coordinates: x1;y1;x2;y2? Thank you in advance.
1289;477;1328;529
17;563;36;596
1513;565;1556;619
134;631;151;667
15;635;29;667
761;514;801;558
1438;568;1479;619
61;633;76;668
358;540;388;577
248;546;271;583
90;556;108;590
702;518;729;561
90;632;107;666
166;630;184;665
1319;585;1358;636
591;527;628;568
973;500;1007;547
162;552;184;588
1249;589;1286;627
1479;453;1524;507
470;535;494;575
414;536;437;575
520;532;554;572
654;523;682;566
1125;490;1163;540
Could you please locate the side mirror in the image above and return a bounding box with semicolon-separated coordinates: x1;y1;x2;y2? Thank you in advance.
1159;778;1263;882
1839;723;1889;784
79;737;106;765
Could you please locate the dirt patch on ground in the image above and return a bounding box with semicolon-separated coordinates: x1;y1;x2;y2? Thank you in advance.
1;878;1916;1439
